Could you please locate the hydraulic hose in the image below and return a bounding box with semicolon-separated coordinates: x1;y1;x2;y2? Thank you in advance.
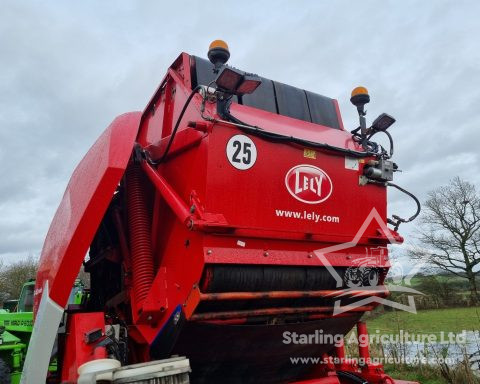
154;85;203;164
222;109;376;158
126;163;155;309
386;181;421;230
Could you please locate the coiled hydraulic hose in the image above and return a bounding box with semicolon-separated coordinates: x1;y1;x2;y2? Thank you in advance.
126;163;155;309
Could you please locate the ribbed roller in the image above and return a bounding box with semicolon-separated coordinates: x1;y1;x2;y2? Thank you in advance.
126;163;155;308
200;265;346;292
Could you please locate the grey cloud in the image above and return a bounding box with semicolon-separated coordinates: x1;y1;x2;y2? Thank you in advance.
1;0;479;261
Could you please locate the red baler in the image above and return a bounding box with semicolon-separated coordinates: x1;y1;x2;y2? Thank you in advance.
22;41;419;384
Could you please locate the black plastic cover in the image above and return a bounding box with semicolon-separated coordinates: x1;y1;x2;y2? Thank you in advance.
190;56;341;129
274;81;310;122
191;55;217;88
306;90;341;129
241;76;277;114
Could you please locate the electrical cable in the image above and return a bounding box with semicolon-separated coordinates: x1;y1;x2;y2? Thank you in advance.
149;85;384;163
351;127;392;159
367;129;394;158
150;85;393;162
222;109;378;158
144;84;421;233
150;85;203;165
386;181;421;231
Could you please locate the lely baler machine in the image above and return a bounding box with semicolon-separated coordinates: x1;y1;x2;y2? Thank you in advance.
22;41;420;383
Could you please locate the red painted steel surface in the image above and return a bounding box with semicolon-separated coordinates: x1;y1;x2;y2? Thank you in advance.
35;112;141;312
202;122;385;240
198;287;388;301
127;53;392;341
119;55;395;384
60;312;106;382
190;305;374;321
35;51;408;383
126;163;156;311
328;322;420;384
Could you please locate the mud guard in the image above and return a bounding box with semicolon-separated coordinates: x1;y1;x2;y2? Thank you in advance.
22;112;141;383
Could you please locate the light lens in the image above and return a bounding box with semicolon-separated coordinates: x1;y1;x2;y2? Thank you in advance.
371;113;396;131
209;39;229;51
351;86;369;98
215;67;243;92
236;76;262;95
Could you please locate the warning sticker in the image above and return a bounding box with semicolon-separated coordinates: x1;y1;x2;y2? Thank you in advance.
226;134;257;170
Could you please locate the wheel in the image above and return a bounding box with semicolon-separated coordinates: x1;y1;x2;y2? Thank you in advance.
362;267;379;287
0;358;11;384
344;267;364;288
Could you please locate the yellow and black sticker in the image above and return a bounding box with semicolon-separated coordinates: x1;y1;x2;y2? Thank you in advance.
303;148;316;159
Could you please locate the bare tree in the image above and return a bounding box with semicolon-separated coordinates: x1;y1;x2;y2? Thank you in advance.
416;275;455;307
411;177;480;305
0;255;38;302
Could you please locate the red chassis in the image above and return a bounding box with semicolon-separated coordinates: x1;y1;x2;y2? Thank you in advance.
25;50;416;383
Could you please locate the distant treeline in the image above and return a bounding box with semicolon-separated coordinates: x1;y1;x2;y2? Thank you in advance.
385;272;474;310
0;256;38;304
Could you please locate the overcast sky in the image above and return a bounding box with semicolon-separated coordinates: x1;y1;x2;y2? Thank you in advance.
1;0;479;264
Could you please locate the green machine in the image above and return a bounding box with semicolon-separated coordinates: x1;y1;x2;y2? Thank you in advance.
0;280;34;384
0;280;85;384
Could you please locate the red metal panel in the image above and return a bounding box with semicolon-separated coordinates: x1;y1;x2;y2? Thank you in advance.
198;287;388;301
138;53;194;147
229;101;360;150
60;312;106;382
127;55;392;348
333;99;345;131
203;244;390;267
35;112;141;312
190;305;374;321
31;49;409;383
204;124;386;240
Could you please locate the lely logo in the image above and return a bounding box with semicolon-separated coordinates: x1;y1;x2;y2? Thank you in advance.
285;165;333;204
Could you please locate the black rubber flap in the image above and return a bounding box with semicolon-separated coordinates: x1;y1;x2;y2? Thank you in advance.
191;56;217;88
150;305;186;359
305;91;340;129
190;56;340;128
274;81;311;122
241;77;278;114
170;315;361;384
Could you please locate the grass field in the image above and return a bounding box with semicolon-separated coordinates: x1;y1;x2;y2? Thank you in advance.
362;307;480;383
365;307;480;335
383;361;480;384
384;364;447;384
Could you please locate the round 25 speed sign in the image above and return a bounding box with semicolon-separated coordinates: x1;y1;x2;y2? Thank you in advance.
226;135;257;170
